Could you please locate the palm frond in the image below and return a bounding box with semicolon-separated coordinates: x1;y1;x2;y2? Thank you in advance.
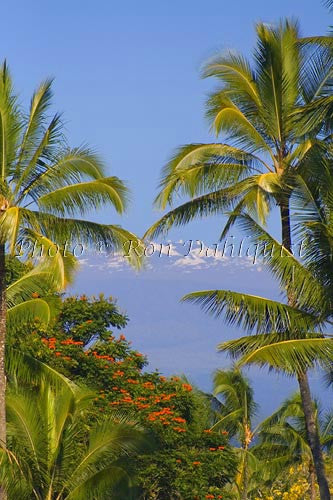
14;79;54;179
155;143;267;209
67;467;131;499
16;147;106;204
202;52;260;106
234;337;333;374
37;177;129;216
182;290;317;334
6;348;78;397
7;299;51;327
0;61;21;180
6;265;55;308
228;213;327;312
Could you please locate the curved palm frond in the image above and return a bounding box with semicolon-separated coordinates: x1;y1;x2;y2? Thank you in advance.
37;177;129;216
182;290;318;334
7;299;51;327
1;371;147;499
233;337;333;374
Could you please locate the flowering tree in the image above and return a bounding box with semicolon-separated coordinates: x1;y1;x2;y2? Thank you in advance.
8;294;237;498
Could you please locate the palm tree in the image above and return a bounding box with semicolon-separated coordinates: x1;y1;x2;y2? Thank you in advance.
145;24;333;496
145;19;333;245
0;62;142;459
6;262;61;328
0;370;146;499
255;393;319;499
212;369;257;500
182;181;333;499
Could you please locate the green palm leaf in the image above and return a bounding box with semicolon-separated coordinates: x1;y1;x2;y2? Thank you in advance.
38;177;128;216
235;338;333;374
182;290;317;333
7;299;51;327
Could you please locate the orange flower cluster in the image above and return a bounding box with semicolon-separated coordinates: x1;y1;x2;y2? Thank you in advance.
159;392;177;401
60;339;84;346
90;351;114;361
147;407;174;422
38;334;203;439
145;407;187;432
173;426;186;433
173;417;186;423
137;403;151;409
41;337;56;349
142;381;155;389
126;378;139;384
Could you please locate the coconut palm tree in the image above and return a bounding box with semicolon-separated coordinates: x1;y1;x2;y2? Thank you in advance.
0;367;146;499
255;392;333;498
182;176;333;499
255;393;319;499
145;24;333;496
145;19;333;245
211;368;257;500
0;61;142;461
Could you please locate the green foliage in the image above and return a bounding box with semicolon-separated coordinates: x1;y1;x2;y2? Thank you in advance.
145;20;333;242
58;294;128;343
1;374;147;499
136;445;235;500
5;256;29;286
8;294;238;497
0;61;142;285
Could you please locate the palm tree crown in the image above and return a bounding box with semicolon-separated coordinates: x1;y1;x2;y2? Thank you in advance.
0;378;146;499
145;19;333;241
0;62;141;274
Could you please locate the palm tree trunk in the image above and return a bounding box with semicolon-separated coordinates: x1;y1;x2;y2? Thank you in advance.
280;202;330;500
241;445;248;500
309;461;317;500
0;243;6;500
298;372;330;500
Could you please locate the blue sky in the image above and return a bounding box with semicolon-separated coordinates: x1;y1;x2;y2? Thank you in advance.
3;0;331;416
